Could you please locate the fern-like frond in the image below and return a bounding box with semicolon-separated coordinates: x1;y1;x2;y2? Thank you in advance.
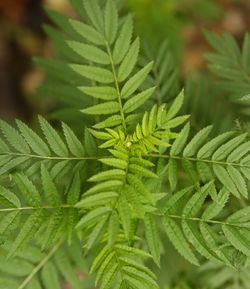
0;166;81;256
162;182;250;267
152;123;250;198
0;117;92;178
39;0;156;132
89;90;188;154
74;139;162;288
92;244;158;289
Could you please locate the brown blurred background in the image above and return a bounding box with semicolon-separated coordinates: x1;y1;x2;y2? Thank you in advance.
0;0;249;121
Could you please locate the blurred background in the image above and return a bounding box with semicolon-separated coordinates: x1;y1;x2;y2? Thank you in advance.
0;0;249;122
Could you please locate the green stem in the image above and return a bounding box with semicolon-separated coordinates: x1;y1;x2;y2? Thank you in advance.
1;152;98;161
3;151;250;170
0;204;74;213
18;240;63;289
158;212;246;229
105;41;127;132
148;153;250;169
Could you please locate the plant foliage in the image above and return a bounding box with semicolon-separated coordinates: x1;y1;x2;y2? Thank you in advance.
0;0;250;288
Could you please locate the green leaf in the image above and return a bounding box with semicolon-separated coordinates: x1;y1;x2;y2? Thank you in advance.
222;225;250;256
39;116;69;156
213;164;240;198
115;244;152;259
163;186;193;214
113;15;133;64
42;208;63;249
8;210;43;258
104;0;118;44
41;262;61;289
212;134;247;161
170;123;190;155
79;86;117;100
148;105;158;133
227;165;248;198
202;189;229;220
127;174;153;204
26;278;42;289
99;139;118;149
54;249;81;289
197;131;235;159
16;120;51;156
183;126;213;157
121;62;153;99
41;164;60;206
0;156;28;176
67;173;81;205
83;0;104;32
84;128;97;156
94;115;122;129
86;218;107;251
196;161;213;183
118;38;140;82
0;138;9;153
0;258;34;277
81;102;120;115
166;89;184;120
84;180;122;196
0;211;19;236
119;257;156;280
163;216;199;265
182;159;199;185
95;251;115;286
118;194;131;241
62;122;85;156
14;173;41;206
168;159;178;191
124;275;150;289
0;186;20;208
100;263;118;289
129;164;158;178
69;19;105;45
90;246;109;273
89;169;125;182
67;41;109;64
89;128;113;140
130;157;154;168
76;192;118;208
127;188;145;219
161;115;190;129
227;141;250;163
108;148;128;160
108;211;119;247
76;207;111;229
182;220;217;261
70;64;113;84
100;158;127;169
0;120;30;154
122;266;158;288
183;182;213;217
123;87;155;113
144;214;161;266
